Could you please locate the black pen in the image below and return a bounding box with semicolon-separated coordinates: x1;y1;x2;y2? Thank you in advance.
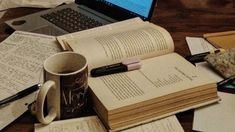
217;75;235;89
90;58;141;77
185;48;224;63
0;84;39;107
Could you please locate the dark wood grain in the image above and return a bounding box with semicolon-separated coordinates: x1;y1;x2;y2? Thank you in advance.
1;0;235;131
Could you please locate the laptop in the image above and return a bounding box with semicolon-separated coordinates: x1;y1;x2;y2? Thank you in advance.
5;0;157;36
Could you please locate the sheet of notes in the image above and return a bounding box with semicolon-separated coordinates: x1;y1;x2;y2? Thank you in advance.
35;115;184;132
0;31;61;101
35;116;107;132
0;31;61;130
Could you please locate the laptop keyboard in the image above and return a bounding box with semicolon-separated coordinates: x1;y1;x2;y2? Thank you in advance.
41;8;103;33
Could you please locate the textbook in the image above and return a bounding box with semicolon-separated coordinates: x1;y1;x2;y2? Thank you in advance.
203;31;235;49
57;18;219;131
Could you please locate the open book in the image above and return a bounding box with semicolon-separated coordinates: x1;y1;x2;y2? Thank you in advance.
57;18;219;131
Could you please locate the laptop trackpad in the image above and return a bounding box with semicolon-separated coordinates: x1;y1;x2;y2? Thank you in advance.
31;25;65;36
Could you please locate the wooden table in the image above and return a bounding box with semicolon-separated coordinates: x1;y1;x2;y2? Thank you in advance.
1;0;235;131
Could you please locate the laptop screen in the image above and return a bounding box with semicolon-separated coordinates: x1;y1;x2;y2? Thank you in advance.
101;0;154;20
78;0;156;20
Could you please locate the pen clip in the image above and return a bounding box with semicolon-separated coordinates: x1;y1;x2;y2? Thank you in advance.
0;103;10;109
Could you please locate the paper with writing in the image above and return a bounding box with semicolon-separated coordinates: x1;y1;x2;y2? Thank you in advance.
0;31;60;101
185;36;215;55
0;0;73;11
0;31;60;130
34;116;107;132
186;36;223;82
35;115;184;132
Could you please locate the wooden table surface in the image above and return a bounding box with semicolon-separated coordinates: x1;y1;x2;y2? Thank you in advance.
1;0;235;131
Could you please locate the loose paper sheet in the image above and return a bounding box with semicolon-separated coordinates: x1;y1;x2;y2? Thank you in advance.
35;115;184;132
0;31;61;130
0;10;6;18
35;116;107;132
0;91;37;130
185;36;215;55
186;36;235;132
0;0;73;11
0;31;60;101
186;36;223;82
193;92;235;132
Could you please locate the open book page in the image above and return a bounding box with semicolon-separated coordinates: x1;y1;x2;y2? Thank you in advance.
121;115;184;132
0;31;61;101
65;22;174;70
56;17;144;50
89;53;215;111
35;116;107;132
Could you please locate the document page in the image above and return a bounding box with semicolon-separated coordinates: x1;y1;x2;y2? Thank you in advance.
0;91;37;130
121;115;184;132
0;31;61;101
193;92;235;132
185;36;223;82
0;0;73;10
35;115;184;132
185;36;215;55
35;116;107;132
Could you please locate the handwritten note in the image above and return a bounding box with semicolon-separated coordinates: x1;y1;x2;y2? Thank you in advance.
0;31;61;101
0;31;61;130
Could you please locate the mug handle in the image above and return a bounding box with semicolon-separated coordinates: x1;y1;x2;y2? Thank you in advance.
36;80;57;124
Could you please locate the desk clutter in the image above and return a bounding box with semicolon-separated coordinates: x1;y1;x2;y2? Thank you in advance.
1;17;233;131
186;35;235;132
